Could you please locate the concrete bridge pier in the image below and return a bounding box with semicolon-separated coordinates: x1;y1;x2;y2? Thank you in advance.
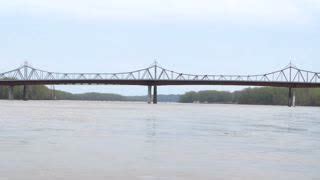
292;90;296;107
8;86;14;100
288;87;296;107
153;85;157;104
147;85;152;104
147;85;158;104
23;85;28;101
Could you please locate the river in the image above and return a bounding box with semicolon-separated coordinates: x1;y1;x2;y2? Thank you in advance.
0;101;319;180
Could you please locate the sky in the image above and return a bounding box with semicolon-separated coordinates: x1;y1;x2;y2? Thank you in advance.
0;0;320;95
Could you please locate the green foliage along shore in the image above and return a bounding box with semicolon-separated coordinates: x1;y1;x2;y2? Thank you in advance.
0;85;320;106
0;85;63;100
0;85;179;102
0;85;126;101
179;87;320;106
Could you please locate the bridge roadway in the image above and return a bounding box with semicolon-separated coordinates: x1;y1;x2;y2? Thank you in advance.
1;63;320;106
1;79;320;88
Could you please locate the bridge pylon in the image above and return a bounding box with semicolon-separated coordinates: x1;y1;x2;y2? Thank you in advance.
8;86;14;100
148;85;152;104
147;85;158;104
288;87;296;107
153;85;158;104
23;85;28;101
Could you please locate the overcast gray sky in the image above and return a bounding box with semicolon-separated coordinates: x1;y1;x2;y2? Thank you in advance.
1;0;320;95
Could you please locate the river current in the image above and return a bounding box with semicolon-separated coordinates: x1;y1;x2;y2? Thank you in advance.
0;101;319;180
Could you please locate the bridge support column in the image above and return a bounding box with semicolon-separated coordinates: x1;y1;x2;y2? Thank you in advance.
8;86;14;100
288;87;295;107
153;85;157;104
23;85;28;101
147;85;152;104
292;89;296;107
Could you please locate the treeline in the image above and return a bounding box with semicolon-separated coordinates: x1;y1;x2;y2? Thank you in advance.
0;85;179;102
179;87;320;106
0;85;129;101
1;85;320;106
0;85;67;100
179;90;232;103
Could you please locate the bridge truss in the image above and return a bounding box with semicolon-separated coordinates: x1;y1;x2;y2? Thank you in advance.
0;63;319;106
0;63;319;84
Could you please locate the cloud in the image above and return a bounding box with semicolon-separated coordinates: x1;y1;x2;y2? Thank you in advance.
0;0;316;24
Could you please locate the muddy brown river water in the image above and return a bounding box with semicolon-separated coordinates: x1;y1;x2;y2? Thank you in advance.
0;101;319;180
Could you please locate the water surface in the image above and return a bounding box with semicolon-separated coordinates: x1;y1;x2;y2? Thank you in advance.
0;101;319;180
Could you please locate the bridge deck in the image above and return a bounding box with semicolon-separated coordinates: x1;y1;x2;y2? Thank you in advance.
0;79;320;88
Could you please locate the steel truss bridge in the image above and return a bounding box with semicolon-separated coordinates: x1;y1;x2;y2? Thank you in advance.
1;63;320;106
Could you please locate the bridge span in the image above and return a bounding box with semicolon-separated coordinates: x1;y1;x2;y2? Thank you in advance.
1;63;320;106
